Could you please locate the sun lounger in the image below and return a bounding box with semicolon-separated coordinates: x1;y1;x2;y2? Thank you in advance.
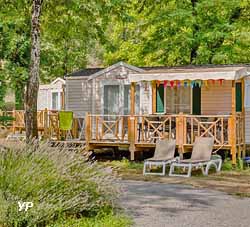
143;139;176;176
169;137;222;177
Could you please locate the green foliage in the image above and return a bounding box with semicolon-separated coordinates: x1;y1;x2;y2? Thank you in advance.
222;158;233;171
104;0;250;66
237;157;244;170
0;0;111;106
107;158;143;171
1;0;250;108
0;142;120;227
0;115;14;126
222;157;245;171
46;212;131;227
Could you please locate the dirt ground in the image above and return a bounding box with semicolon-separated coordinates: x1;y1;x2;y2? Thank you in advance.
118;168;250;198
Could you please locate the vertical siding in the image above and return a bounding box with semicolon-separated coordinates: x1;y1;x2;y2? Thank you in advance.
37;89;48;110
245;78;250;144
66;78;92;117
201;80;232;115
245;109;250;144
140;82;151;114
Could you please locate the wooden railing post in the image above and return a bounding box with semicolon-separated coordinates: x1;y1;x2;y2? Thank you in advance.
228;116;236;164
44;108;48;139
12;109;16;133
231;81;237;165
128;115;136;160
85;112;91;151
176;113;184;157
129;82;136;160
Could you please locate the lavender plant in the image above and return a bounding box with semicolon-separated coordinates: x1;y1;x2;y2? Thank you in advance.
0;142;120;227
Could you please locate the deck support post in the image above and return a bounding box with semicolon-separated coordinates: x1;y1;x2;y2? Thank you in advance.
129;82;136;160
230;81;237;165
152;81;156;113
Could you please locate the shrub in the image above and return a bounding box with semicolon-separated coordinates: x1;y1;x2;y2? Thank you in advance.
0;115;15;126
221;158;233;171
0;142;120;227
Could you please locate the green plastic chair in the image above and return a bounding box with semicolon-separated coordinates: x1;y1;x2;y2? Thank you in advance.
59;111;73;140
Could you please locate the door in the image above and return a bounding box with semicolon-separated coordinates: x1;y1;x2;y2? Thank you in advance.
104;85;120;115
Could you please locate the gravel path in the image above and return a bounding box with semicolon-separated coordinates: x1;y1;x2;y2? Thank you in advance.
121;180;250;227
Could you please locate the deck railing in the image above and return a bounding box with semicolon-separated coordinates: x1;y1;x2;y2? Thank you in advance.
185;115;231;145
85;113;243;146
9;110;85;140
134;115;177;143
88;115;129;142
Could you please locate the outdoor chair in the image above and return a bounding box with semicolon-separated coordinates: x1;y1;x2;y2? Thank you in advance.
59;111;73;140
169;137;222;177
143;139;176;176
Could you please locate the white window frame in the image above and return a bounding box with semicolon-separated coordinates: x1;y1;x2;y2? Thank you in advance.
51;90;61;110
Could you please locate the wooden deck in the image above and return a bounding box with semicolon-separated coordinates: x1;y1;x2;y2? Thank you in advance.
4;110;245;164
85;113;245;163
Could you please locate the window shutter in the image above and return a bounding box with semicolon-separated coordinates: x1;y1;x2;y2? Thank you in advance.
236;82;242;112
156;84;164;113
192;85;201;115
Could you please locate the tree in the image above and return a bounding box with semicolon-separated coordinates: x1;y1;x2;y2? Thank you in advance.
103;0;250;66
25;0;43;140
0;0;111;108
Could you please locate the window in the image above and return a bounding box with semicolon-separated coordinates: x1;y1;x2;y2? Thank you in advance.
165;87;191;114
52;92;60;110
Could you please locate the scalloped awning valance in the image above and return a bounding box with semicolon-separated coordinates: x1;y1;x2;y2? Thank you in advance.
128;67;249;82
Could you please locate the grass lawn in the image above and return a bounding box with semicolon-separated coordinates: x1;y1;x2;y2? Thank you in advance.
47;212;132;227
102;158;250;198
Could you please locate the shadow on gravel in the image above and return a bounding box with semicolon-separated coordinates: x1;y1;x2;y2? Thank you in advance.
122;181;222;217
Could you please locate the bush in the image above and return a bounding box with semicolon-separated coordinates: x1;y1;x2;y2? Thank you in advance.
0;115;15;126
0;142;120;227
221;158;233;171
1;102;15;111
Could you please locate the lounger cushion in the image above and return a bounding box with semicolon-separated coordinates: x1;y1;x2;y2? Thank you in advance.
191;137;214;161
147;139;176;161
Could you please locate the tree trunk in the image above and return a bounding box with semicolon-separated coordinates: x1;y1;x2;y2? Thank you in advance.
25;0;43;141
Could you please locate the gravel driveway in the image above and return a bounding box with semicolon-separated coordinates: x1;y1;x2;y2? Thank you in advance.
121;180;250;227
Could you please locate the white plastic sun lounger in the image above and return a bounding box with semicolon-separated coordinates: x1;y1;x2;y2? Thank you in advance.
143;139;176;176
169;137;222;177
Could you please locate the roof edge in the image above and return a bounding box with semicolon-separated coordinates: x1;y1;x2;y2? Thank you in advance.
87;61;144;81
